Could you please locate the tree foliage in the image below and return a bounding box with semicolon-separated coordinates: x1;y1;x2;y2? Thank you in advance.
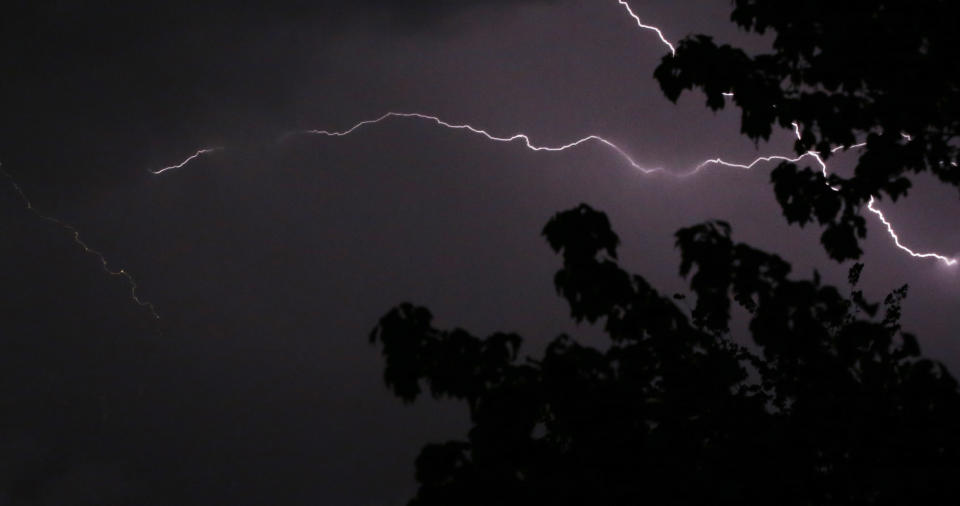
653;0;960;260
370;204;960;505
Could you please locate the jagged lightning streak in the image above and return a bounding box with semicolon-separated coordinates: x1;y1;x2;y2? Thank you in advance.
0;145;223;318
150;147;221;175
698;142;956;266
296;112;666;174
0;165;160;319
291;107;959;266
616;1;956;266
617;0;676;55
867;197;957;266
1;1;948;330
689;152;822;177
292;112;831;182
788;123;957;265
157;2;957;268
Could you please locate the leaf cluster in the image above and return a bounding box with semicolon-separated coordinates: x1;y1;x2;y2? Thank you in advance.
370;204;960;505
653;0;960;260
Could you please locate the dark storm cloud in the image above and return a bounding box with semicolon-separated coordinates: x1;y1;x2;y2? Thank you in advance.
2;0;958;504
0;184;163;503
4;0;556;31
1;2;558;502
0;0;555;193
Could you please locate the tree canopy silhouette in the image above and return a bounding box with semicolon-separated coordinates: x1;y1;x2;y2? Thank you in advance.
653;0;960;260
371;204;960;505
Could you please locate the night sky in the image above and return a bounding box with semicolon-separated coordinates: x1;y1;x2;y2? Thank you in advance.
2;1;959;503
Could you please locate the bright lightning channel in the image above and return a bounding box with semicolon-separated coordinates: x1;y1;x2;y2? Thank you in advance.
295;113;839;181
3;1;951;326
297;112;666;174
0;165;160;319
788;123;956;265
617;0;956;266
279;105;960;267
130;2;960;270
867;197;957;266
617;0;676;55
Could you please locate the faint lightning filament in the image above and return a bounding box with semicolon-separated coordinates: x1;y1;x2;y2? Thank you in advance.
151;147;221;175
1;165;160;318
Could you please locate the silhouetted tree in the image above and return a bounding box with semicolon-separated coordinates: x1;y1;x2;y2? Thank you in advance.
371;204;960;505
653;0;960;260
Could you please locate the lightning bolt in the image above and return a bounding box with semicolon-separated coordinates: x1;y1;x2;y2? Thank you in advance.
616;1;957;266
293;112;665;175
11;0;947;324
786;123;956;265
1;165;160;319
150;147;221;174
867;197;957;266
690;152;824;177
617;0;676;55
176;102;950;268
0;145;225;319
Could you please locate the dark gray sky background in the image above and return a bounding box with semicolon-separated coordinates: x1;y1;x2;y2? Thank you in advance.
2;0;958;503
